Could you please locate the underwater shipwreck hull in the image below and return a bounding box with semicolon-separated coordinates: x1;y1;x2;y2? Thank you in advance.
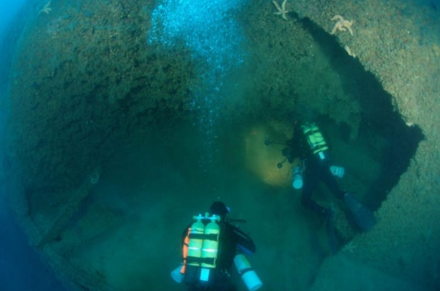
4;0;194;289
2;0;440;290
292;0;440;289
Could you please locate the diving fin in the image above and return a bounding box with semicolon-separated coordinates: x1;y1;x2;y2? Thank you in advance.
343;193;376;232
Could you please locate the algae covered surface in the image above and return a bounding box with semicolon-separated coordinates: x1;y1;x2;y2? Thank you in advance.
1;0;440;290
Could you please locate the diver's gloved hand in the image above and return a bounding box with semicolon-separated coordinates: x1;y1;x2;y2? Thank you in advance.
343;193;376;232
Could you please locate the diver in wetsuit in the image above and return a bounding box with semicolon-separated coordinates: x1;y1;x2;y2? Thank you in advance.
283;121;376;233
171;201;262;291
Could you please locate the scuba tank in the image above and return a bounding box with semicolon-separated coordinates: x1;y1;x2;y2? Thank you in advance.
292;165;303;189
187;215;205;266
176;213;222;285
201;215;220;269
330;165;345;178
301;123;329;159
234;254;263;291
183;215;206;284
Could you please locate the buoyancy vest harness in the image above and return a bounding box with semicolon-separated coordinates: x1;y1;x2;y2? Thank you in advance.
301;123;328;156
180;213;221;278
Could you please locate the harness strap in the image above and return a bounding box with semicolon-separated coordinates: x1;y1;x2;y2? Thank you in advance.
186;256;216;265
189;233;219;241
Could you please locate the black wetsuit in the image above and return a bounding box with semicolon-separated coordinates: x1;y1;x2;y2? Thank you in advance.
285;123;345;217
181;221;241;291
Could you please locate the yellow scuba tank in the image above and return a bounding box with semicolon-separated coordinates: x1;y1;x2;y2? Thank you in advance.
201;215;221;268
187;215;205;266
302;123;328;155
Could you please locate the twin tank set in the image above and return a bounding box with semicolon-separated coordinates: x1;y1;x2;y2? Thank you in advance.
171;213;262;291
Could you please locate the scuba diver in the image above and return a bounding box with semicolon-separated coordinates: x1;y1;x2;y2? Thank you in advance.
278;120;376;245
171;201;262;291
